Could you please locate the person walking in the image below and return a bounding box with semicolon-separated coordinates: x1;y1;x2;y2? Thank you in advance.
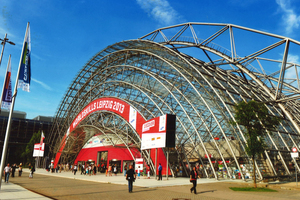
73;164;78;175
18;163;23;177
80;164;85;175
146;165;150;179
158;163;162;180
190;166;201;194
108;165;112;176
125;165;136;193
124;163;127;176
11;163;17;177
113;164;118;176
29;163;35;178
93;164;97;175
137;166;141;179
4;163;11;183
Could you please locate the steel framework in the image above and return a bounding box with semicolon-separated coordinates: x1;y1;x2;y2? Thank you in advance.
48;23;300;180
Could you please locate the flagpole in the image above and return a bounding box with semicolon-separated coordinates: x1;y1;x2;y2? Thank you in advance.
0;22;30;190
0;55;11;111
0;34;15;67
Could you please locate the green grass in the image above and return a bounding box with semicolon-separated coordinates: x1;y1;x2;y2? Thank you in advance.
229;187;277;192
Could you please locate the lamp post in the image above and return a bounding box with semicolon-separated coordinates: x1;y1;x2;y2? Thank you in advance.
0;33;15;67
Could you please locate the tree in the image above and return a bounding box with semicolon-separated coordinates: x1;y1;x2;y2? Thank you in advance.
231;100;281;188
21;131;42;165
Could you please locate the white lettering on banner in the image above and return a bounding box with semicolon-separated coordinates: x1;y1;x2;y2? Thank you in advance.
72;99;125;129
142;120;155;132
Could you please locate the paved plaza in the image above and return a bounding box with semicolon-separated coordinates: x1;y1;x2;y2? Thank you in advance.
1;168;300;199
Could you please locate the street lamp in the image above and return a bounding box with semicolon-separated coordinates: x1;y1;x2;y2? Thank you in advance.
0;33;15;67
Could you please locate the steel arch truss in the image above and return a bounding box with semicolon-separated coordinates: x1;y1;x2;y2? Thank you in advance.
49;22;300;180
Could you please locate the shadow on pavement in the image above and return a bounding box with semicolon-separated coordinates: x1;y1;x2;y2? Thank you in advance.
198;190;216;194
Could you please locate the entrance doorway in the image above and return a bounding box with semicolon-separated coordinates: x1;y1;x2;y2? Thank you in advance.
97;151;108;173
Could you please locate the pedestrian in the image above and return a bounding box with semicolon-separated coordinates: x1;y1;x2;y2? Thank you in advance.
190;166;201;194
137;166;141;179
146;165;150;179
93;164;97;175
73;164;77;175
81;164;85;175
4;163;11;183
28;163;33;178
66;163;69;172
124;163;127;176
59;164;62;173
11;163;17;177
86;165;89;175
18;163;23;177
88;165;92;176
113;164;118;176
108;164;112;176
125;165;136;193
158;163;162;180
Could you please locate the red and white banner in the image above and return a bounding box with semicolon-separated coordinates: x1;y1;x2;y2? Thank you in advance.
33;143;45;157
141;115;167;150
135;158;143;172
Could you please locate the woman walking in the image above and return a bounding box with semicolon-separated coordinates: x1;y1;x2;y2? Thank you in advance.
190;166;200;194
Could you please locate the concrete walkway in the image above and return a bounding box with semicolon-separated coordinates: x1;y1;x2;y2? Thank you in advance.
1;168;300;199
0;179;50;200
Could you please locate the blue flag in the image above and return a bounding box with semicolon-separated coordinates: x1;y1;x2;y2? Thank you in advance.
18;24;31;92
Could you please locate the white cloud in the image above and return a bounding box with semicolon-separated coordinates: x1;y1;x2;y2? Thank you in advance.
276;0;300;34
32;78;52;91
136;0;181;26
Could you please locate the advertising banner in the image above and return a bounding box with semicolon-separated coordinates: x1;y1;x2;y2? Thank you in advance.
141;114;175;150
141;115;165;150
33;143;45;157
135;158;143;172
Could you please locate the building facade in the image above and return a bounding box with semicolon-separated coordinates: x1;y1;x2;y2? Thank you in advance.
48;23;300;180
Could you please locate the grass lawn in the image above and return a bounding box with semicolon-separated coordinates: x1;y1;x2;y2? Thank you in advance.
229;187;277;192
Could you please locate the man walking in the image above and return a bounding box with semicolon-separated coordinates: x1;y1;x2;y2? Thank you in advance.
11;163;17;177
125;165;136;193
4;163;11;183
158;163;162;180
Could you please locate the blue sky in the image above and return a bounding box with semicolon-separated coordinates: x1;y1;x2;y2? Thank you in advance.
0;0;300;119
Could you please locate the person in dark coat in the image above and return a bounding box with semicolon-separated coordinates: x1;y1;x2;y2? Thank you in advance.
125;165;136;193
190;166;200;194
11;163;17;177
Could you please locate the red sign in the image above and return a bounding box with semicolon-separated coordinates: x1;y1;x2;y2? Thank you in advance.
205;154;212;158
292;147;298;152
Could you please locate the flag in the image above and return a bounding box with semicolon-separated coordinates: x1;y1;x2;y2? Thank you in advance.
40;131;45;145
17;23;31;92
1;55;12;109
39;131;45;153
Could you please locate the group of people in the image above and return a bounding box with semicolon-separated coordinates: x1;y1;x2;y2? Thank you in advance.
80;164;97;175
3;163;28;183
4;161;200;194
